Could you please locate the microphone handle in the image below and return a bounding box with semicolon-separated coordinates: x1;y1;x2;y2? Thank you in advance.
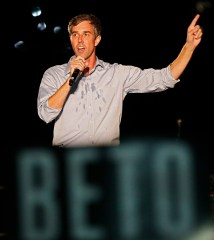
69;69;80;86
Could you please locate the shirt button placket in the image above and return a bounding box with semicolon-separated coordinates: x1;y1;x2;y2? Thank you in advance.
88;79;94;144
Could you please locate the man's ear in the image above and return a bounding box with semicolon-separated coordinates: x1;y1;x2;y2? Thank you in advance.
95;35;101;46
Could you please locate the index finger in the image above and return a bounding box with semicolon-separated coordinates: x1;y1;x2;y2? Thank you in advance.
189;14;200;27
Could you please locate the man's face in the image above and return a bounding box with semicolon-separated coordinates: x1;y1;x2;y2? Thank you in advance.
70;20;100;60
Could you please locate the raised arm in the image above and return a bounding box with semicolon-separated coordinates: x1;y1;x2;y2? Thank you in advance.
170;14;203;80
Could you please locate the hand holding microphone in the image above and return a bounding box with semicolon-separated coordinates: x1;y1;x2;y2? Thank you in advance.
69;56;87;86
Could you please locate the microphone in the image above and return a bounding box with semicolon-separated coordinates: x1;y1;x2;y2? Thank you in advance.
69;69;80;86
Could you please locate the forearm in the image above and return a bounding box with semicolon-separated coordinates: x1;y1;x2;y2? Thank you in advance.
170;42;195;80
48;77;71;109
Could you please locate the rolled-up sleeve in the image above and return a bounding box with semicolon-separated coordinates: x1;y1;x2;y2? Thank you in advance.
122;65;180;94
37;98;60;123
37;66;66;123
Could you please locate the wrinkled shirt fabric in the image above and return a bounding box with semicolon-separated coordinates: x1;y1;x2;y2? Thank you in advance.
37;56;179;147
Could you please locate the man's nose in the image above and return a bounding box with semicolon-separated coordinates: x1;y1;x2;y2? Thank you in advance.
78;35;84;42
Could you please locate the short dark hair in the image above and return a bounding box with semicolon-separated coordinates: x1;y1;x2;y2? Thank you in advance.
68;13;102;37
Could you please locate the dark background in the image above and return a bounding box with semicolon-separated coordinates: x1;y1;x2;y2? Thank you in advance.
2;0;214;168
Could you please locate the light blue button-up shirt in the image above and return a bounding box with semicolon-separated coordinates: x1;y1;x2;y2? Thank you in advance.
37;56;179;147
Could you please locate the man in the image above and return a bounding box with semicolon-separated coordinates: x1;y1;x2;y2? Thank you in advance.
37;13;203;148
